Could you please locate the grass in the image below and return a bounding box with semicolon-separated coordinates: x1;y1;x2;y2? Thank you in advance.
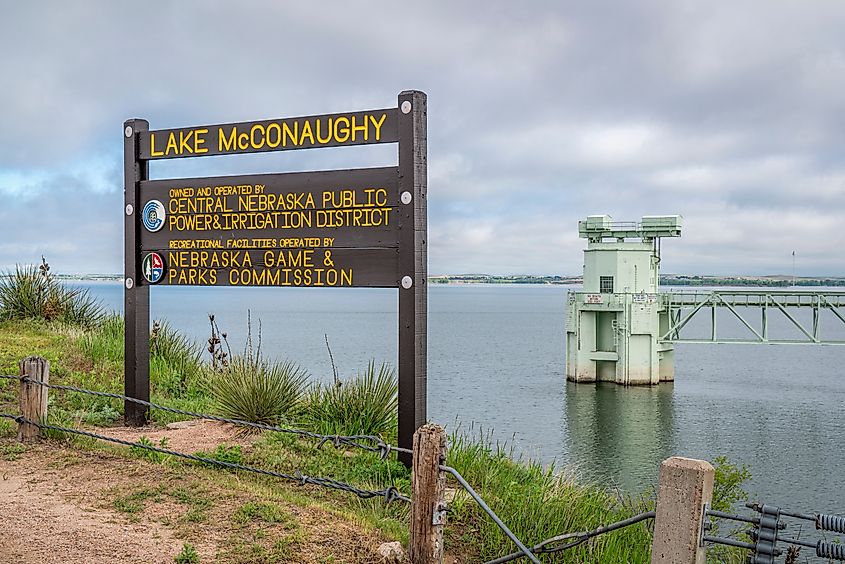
232;502;291;525
300;360;397;439
0;315;753;562
444;430;654;562
113;486;165;514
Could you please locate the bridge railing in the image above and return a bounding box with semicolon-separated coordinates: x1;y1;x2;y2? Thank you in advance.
661;290;845;308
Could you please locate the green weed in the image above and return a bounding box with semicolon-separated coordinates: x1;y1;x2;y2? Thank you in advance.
194;444;243;467
0;443;26;461
174;542;200;564
130;436;171;464
113;487;163;514
300;360;397;439
232;501;292;525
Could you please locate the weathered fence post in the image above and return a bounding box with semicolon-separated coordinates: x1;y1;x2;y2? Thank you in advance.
651;456;714;564
410;423;446;564
18;356;49;442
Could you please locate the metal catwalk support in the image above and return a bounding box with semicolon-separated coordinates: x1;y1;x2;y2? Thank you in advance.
659;290;845;345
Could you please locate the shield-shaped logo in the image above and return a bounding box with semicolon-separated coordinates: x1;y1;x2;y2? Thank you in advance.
142;200;166;232
142;252;165;284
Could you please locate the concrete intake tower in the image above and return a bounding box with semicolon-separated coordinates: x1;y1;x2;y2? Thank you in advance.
565;215;682;385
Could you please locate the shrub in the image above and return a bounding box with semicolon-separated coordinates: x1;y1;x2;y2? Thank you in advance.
300;361;397;438
207;355;309;428
0;261;103;327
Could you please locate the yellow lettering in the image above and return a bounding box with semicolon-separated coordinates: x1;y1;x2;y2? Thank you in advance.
194;128;208;154
266;123;281;148
166;132;178;155
250;124;265;149
300;121;314;145
179;130;194;154
315;118;333;144
149;133;164;157
350;115;367;141
282;122;298;147
219;127;237;152
370;113;387;141
333;117;350;143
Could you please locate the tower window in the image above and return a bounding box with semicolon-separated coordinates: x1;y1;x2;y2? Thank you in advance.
599;276;614;293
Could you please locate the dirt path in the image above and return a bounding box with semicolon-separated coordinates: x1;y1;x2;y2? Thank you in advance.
0;447;196;563
0;423;395;563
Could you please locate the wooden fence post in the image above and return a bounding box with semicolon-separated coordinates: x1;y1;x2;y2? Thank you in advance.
410;423;446;564
18;356;49;442
651;456;714;564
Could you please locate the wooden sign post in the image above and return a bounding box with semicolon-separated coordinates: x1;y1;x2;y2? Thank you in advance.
124;91;427;464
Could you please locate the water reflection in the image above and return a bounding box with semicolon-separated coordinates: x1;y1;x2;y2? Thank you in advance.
564;381;675;492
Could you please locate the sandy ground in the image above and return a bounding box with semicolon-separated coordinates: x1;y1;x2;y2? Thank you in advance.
0;447;195;563
0;422;396;563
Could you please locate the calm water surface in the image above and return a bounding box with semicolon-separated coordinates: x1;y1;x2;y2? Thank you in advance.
78;281;845;512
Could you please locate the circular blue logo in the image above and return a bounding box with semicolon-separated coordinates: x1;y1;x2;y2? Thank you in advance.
142;252;165;284
142;200;166;232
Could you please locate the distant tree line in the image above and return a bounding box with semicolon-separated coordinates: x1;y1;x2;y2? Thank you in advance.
661;276;845;287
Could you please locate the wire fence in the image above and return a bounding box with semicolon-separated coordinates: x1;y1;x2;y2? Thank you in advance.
484;511;656;564
0;412;409;503
0;372;411;505
0;369;660;563
0;373;409;458
14;369;825;562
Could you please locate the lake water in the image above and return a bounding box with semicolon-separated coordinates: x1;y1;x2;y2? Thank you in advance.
75;281;845;514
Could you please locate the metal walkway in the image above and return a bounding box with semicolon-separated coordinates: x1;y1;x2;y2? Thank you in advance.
660;290;845;345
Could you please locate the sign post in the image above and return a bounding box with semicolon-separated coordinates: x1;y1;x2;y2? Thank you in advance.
123;118;151;426
397;91;427;462
123;92;427;465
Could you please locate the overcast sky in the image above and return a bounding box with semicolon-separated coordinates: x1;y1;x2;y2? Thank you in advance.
1;1;843;276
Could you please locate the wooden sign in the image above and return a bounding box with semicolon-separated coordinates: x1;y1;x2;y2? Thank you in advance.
124;91;427;465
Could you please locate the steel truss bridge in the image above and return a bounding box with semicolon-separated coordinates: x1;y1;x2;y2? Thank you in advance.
660;290;845;345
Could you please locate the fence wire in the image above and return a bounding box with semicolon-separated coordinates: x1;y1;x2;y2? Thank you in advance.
484;511;656;563
0;412;410;504
1;374;410;458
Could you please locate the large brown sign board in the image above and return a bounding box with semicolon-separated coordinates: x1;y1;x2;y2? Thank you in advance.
124;92;427;465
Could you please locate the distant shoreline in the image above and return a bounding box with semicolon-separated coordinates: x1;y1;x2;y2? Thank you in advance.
36;273;845;287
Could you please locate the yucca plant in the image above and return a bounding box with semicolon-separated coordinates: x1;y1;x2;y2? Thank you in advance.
207;355;310;429
0;259;103;327
300;361;397;438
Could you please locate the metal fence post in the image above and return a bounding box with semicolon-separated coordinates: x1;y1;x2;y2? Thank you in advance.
652;456;714;564
18;356;49;441
410;423;446;564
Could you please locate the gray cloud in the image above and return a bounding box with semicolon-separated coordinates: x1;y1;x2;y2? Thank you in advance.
1;1;843;276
